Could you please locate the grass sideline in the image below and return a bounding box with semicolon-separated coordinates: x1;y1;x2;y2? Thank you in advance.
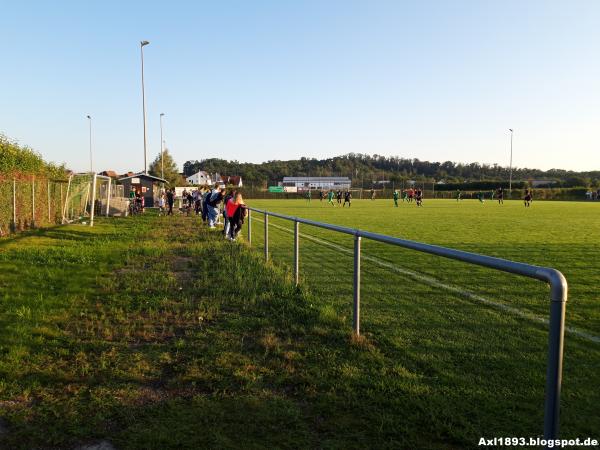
0;206;598;448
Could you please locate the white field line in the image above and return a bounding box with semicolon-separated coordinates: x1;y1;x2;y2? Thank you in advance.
253;217;600;345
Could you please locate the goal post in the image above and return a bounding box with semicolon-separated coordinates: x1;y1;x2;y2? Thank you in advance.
61;173;112;226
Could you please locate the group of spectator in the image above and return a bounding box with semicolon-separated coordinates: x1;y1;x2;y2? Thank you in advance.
159;184;248;240
585;189;600;200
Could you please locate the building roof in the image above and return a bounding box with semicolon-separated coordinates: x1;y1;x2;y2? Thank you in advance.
188;170;210;176
282;176;351;181
220;175;242;185
118;172;168;183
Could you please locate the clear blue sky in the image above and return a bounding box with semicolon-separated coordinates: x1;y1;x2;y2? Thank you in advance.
1;0;598;173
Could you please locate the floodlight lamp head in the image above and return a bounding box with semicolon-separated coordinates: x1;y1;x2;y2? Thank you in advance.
87;115;91;119
141;40;150;47
509;128;513;132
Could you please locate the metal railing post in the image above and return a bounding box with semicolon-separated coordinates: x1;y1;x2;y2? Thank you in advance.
294;220;299;286
264;211;269;261
543;270;568;442
248;208;252;245
353;234;361;335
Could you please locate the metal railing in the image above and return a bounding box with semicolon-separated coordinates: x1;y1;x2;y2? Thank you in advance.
246;207;568;443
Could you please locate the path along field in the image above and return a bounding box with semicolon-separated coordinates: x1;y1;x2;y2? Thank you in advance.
0;202;598;449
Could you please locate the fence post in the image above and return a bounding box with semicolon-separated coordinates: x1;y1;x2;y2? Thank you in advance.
106;177;112;217
294;220;299;286
31;176;36;228
353;234;361;335
47;180;51;222
90;173;97;227
264;211;269;261
543;270;568;442
11;179;17;233
248;209;252;245
60;183;64;222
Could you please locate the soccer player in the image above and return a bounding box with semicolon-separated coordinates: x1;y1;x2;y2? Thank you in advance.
415;188;423;207
343;190;352;207
408;188;414;203
393;190;399;207
477;191;485;204
456;189;462;202
305;189;311;203
496;187;504;204
524;189;532;207
370;188;376;200
327;190;335;206
337;190;343;204
319;190;324;202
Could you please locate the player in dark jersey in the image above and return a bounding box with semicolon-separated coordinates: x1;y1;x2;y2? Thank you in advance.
337;190;343;204
415;188;423;207
524;189;532;207
496;187;504;204
319;190;324;202
343;191;352;207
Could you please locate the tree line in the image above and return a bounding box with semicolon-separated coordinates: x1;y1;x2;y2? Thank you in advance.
183;153;600;188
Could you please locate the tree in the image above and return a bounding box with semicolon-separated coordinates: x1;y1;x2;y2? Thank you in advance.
149;149;181;187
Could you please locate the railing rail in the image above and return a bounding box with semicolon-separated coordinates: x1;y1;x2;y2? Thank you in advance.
246;207;568;443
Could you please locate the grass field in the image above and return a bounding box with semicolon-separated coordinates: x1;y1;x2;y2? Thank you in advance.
247;198;600;439
0;200;598;449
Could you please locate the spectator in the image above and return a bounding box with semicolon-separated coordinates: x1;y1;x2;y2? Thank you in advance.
226;192;247;241
166;189;174;215
158;191;165;215
201;189;210;223
222;190;235;236
207;184;225;229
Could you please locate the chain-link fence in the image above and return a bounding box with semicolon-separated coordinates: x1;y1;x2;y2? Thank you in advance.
0;177;68;236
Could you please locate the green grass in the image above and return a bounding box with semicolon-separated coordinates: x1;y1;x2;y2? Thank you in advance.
247;198;600;439
0;202;598;449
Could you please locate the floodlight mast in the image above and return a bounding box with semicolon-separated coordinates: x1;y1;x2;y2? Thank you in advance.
160;113;165;179
86;115;92;173
141;40;150;173
509;128;514;193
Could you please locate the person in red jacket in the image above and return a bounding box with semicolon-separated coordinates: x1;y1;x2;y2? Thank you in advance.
225;193;247;241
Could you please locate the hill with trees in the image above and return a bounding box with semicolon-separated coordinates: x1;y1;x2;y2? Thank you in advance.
183;153;600;189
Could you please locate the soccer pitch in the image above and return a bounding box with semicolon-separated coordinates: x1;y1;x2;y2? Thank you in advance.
247;198;600;438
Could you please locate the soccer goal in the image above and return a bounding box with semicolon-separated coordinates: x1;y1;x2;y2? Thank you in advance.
62;173;112;226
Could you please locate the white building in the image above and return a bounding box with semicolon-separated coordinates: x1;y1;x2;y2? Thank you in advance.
281;176;351;191
186;171;213;186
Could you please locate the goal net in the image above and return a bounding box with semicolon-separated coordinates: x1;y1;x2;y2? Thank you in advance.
62;173;112;225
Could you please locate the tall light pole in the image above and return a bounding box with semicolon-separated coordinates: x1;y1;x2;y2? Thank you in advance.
86;115;92;173
160;113;165;179
140;40;150;173
509;128;514;193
